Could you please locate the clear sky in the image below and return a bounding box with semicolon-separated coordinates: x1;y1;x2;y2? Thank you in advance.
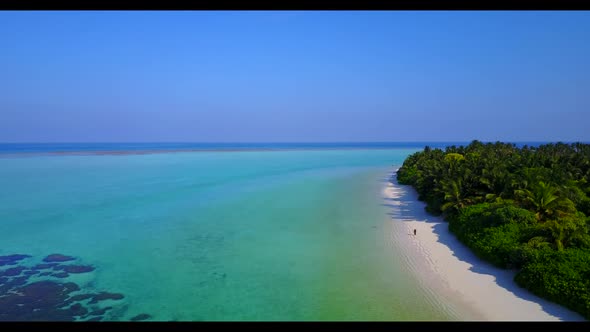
1;11;589;143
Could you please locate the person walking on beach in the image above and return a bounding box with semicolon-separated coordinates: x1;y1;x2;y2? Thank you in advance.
413;229;417;236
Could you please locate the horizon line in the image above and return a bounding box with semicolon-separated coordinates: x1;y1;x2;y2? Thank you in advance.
0;140;581;144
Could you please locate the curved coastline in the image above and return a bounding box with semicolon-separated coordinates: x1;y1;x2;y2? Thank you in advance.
383;168;585;321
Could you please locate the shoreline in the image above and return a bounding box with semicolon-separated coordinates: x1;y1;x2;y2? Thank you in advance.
383;169;585;321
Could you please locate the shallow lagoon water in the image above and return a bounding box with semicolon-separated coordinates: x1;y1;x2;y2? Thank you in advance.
0;148;464;320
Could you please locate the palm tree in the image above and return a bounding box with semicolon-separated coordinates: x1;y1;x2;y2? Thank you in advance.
537;214;588;251
439;178;473;214
516;181;576;222
479;166;510;202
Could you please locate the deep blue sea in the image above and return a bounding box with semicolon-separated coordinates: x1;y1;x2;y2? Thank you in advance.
0;141;556;155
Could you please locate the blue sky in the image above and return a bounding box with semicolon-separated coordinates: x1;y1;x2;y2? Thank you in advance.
1;11;589;142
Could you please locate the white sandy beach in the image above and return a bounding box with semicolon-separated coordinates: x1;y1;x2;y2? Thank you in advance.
383;169;586;321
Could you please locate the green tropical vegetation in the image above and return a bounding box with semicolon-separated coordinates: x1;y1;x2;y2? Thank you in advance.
396;140;590;319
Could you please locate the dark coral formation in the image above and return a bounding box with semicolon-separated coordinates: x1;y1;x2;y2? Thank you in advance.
70;294;94;302
51;272;69;278
89;306;112;316
62;265;95;274
0;254;31;266
0;253;149;321
88;292;125;304
33;263;58;270
1;266;25;277
130;313;151;321
43;254;76;263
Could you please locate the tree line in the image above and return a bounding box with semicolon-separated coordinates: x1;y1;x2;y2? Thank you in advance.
396;140;590;319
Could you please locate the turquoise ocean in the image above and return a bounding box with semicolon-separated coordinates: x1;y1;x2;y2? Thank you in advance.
0;143;476;320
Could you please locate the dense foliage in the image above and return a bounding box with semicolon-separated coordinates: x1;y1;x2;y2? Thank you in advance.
397;141;590;319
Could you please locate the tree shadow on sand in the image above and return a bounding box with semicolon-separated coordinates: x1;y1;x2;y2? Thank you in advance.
379;172;585;321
